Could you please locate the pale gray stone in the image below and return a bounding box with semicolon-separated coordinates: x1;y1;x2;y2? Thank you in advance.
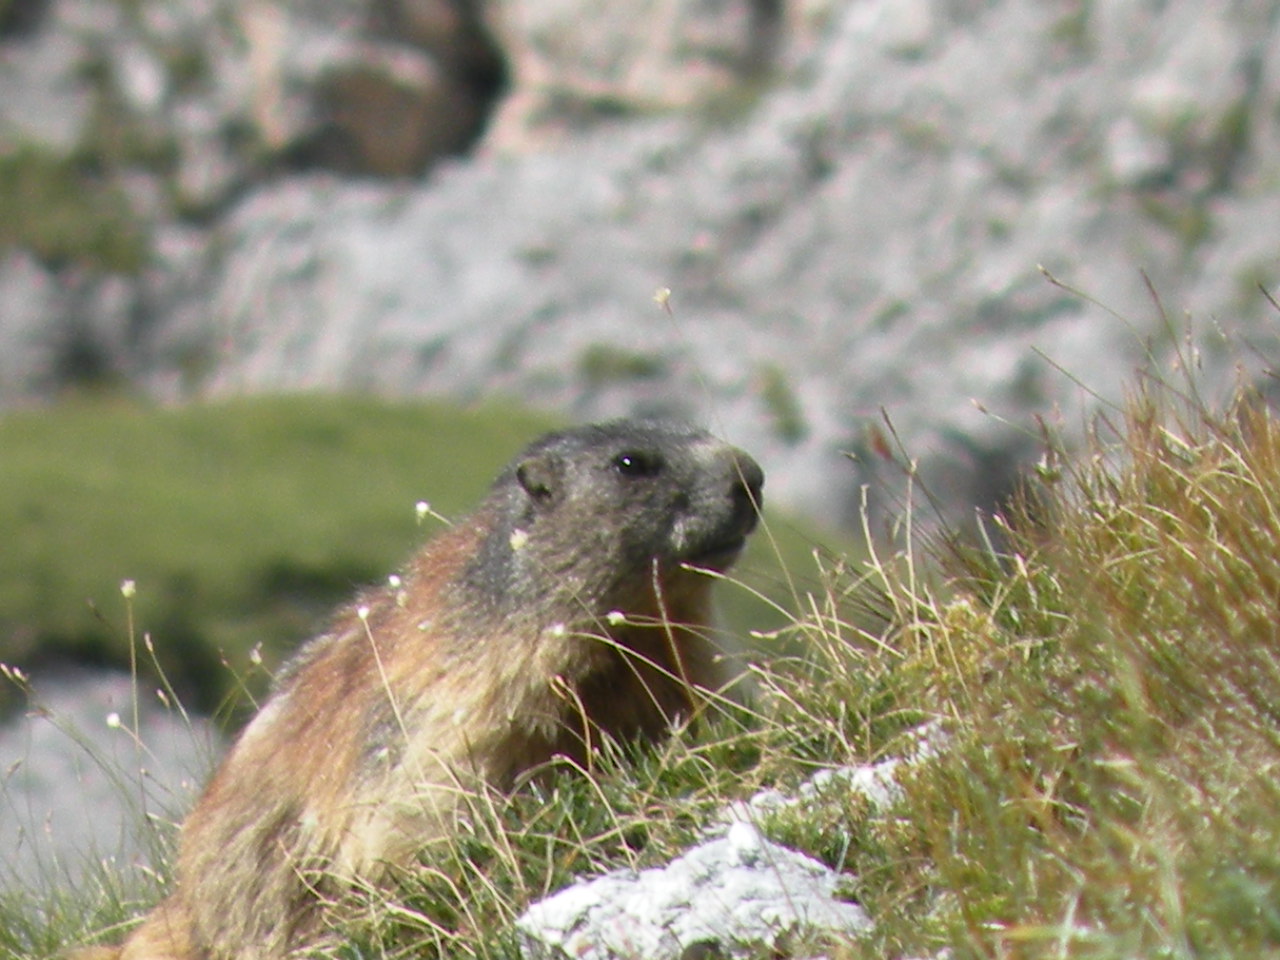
516;821;870;960
0;670;219;892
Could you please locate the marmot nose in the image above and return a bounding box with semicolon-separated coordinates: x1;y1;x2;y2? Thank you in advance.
728;450;764;533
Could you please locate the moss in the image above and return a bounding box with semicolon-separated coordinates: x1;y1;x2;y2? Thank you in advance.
756;361;808;445
0;146;150;273
577;344;668;387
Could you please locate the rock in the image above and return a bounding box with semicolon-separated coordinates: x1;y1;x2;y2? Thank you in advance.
723;723;942;831
0;252;158;398
0;0;52;38
726;758;906;828
0;17;91;152
7;0;1280;533
0;668;219;892
170;0;1280;530
0;252;59;401
273;0;507;176
516;821;870;960
843;0;937;59
0;0;507;215
517;730;942;960
484;0;782;151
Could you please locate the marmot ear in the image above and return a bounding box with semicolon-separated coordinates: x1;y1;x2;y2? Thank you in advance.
516;453;561;502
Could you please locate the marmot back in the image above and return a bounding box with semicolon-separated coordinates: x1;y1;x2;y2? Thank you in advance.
78;419;763;960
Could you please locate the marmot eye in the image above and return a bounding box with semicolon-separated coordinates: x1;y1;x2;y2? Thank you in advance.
612;450;664;478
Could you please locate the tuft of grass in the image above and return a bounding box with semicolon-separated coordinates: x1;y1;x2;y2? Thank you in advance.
755;361;809;446
835;381;1280;958
576;345;668;388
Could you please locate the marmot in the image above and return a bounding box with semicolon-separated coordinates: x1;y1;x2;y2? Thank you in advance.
78;419;763;960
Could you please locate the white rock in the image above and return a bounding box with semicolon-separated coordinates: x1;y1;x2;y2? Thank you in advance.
1104;115;1171;186
845;0;936;58
516;821;870;960
724;723;944;827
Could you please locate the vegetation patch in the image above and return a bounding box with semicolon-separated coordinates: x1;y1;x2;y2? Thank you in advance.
337;375;1280;959
0;147;150;273
0;395;556;712
13;367;1280;960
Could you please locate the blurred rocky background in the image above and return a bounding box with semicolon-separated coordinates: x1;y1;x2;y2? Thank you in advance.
4;0;1277;529
4;0;1280;889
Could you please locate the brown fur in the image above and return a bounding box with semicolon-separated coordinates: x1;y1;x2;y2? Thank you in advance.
74;420;763;960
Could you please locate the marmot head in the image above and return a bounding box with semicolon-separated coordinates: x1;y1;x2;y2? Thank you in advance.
461;420;763;619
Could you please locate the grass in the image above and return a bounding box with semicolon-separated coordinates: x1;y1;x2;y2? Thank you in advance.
11;370;1280;959
0;395;560;714
824;377;1280;958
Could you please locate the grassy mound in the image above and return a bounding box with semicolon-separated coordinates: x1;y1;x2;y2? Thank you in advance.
332;379;1280;959
17;373;1280;960
881;386;1280;956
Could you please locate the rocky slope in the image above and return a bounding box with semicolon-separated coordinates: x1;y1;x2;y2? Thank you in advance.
4;0;1280;529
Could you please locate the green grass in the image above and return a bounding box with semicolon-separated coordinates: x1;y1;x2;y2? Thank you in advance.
16;372;1280;960
805;379;1280;959
0;395;558;712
